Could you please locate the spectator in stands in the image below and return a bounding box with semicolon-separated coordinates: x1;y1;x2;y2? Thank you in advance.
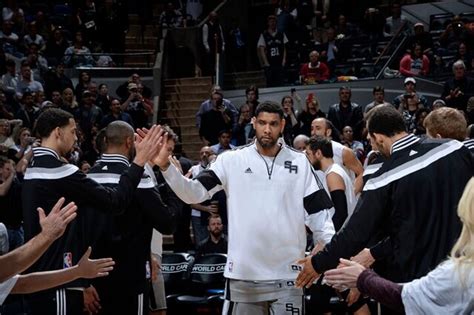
439;16;469;52
50;90;63;109
116;73;152;101
335;14;357;39
196;85;237;128
22;21;45;52
15;62;43;97
244;85;259;117
383;3;411;37
137;82;154;117
61;87;79;114
362;8;385;43
275;0;297;37
15;92;39;130
45;63;74;97
399;43;430;77
80;160;91;174
393;77;428;109
320;27;338;72
75;70;92;103
442;60;474;112
120;83;151;129
300;50;330;84
432;99;446;110
365;86;391;115
45;29;69;66
0;92;14;120
0;21;21;58
401;94;421;132
159;2;184;28
234;104;253;146
211;130;235;155
298;93;325;137
342;126;364;162
96;83;112;113
0;119;14;154
63;31;95;67
22;43;48;81
75;90;103;138
100;98;133;129
202;11;225;76
454;42;473;72
258;15;288;87
9;126;35;163
328;86;363;140
96;0;128;65
407;23;433;55
282;95;299;145
196;215;227;257
413;107;430;136
1;59;18;96
199;91;234;145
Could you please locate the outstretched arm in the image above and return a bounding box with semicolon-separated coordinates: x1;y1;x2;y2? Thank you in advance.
11;247;114;294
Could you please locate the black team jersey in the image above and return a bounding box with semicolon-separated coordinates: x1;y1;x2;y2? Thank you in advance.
312;134;474;283
22;147;145;288
84;154;175;313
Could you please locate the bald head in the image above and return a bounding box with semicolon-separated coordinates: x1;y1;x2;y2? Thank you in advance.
311;118;332;137
105;121;134;147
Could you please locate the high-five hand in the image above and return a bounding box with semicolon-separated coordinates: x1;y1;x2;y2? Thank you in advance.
133;125;164;166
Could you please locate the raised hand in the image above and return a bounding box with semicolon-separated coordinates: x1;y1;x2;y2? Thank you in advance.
76;247;115;279
323;258;366;290
38;197;77;242
133;125;165;166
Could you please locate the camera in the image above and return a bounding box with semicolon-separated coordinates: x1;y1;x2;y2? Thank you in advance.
26;137;36;145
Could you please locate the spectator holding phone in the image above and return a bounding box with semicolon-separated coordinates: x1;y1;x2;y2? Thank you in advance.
8;127;37;163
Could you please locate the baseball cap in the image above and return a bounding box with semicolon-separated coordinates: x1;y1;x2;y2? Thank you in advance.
404;77;416;85
82;90;93;96
128;83;138;90
414;22;424;29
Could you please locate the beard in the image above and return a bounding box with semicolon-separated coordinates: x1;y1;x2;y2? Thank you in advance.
312;159;322;170
256;134;278;149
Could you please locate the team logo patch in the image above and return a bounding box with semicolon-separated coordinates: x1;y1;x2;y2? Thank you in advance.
63;252;72;268
145;261;151;279
284;161;298;174
290;264;302;272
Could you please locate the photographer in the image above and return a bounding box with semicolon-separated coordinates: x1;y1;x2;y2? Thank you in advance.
120;83;151;129
440;16;469;52
8;127;38;163
199;91;233;145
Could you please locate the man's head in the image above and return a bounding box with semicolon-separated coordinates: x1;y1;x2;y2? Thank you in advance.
35;108;77;157
309;51;319;64
246;85;259;103
22;92;34;107
311;118;332;138
366;105;407;158
0;156;13;181
208;215;224;238
239;104;251;121
105;121;135;159
432;99;446;110
109;98;122;115
0;119;9;136
217;130;232;149
293;134;309;151
424;107;467;141
339;86;351;103
452;60;466;80
20;62;31;81
404;77;416;93
162;125;178;154
253;101;285;149
267;15;277;30
373;86;385;103
414;22;424;35
51;90;62;105
82;90;94;106
306;136;333;170
211;91;224;110
199;146;213;165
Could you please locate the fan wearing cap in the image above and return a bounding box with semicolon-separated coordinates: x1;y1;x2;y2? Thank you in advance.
120;83;151;129
392;77;428;110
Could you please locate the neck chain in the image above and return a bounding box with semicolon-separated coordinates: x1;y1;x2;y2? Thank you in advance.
256;145;282;180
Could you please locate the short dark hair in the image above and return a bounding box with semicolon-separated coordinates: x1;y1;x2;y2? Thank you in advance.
105;121;133;147
245;85;259;99
255;101;284;119
218;129;231;137
373;86;384;94
35;108;74;138
367;105;406;137
307;136;333;158
162;124;179;142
